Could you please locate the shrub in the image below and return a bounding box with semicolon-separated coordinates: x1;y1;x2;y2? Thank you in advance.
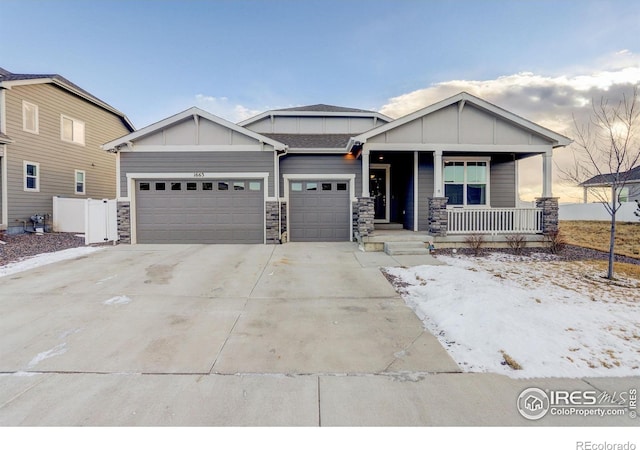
464;234;486;256
505;234;526;255
544;230;566;254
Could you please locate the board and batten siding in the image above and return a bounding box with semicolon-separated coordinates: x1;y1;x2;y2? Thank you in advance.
4;83;129;226
119;151;276;198
279;154;362;197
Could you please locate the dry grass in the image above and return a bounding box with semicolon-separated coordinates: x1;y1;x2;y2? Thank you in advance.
582;260;640;281
560;220;640;258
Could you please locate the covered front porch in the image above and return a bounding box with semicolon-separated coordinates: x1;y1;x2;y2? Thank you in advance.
348;92;571;250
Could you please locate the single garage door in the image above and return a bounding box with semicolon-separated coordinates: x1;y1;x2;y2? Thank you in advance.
289;180;350;242
136;179;264;244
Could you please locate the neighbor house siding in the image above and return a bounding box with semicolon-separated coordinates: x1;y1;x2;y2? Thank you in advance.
4;83;126;226
119;151;275;198
279;154;362;196
490;156;516;208
417;153;434;232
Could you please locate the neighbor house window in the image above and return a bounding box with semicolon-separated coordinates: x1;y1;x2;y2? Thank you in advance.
23;101;39;134
24;161;40;192
444;160;489;206
61;115;85;145
75;170;86;194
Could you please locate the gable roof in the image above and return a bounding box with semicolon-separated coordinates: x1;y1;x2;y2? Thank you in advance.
102;107;287;151
0;67;134;131
238;103;392;127
581;165;640;186
349;91;572;149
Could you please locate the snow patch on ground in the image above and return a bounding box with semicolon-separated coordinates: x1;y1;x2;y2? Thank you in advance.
384;253;640;379
103;295;132;306
0;246;102;278
27;343;68;368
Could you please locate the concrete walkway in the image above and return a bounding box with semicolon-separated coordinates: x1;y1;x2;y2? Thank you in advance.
0;243;637;426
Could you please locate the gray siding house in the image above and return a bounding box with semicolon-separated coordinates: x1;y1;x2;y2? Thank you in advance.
0;68;134;233
103;92;571;247
580;165;640;203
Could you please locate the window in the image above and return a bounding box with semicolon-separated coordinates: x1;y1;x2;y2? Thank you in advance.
617;187;629;202
186;182;197;191
23;101;39;134
61;115;85;145
24;161;39;192
155;182;166;191
218;181;229;191
139;182;150;191
249;181;261;191
336;183;347;191
202;182;213;191
75;170;86;194
322;183;332;191
444;160;488;206
306;182;317;191
171;182;182;191
291;182;302;192
233;181;245;191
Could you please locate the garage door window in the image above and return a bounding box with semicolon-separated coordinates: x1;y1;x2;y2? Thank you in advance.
291;182;302;191
306;182;317;191
249;181;261;191
203;182;213;191
155;182;166;191
322;183;332;191
186;182;197;191
233;181;245;191
218;182;229;191
140;182;150;191
337;183;347;191
171;182;181;191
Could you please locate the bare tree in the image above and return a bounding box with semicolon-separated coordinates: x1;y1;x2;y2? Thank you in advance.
562;86;640;279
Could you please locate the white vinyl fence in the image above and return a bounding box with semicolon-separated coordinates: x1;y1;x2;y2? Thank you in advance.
447;208;543;234
559;202;639;222
52;197;118;245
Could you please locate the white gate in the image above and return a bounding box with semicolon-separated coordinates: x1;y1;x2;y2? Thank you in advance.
53;197;118;244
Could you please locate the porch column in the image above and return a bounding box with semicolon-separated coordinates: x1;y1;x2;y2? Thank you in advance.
433;149;443;197
542;150;553;197
414;151;419;231
362;148;370;197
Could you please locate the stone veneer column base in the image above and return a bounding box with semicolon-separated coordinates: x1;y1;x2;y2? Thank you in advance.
265;201;286;244
428;197;449;237
353;197;374;239
535;197;559;235
117;201;131;244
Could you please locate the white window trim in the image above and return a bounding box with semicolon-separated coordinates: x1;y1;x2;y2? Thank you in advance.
22;101;39;134
75;169;86;195
24;161;40;192
60;115;85;146
443;156;491;208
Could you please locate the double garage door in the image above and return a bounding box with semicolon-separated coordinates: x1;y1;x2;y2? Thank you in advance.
135;179;264;244
288;180;351;242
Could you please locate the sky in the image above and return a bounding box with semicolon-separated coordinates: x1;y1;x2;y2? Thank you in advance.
2;0;640;202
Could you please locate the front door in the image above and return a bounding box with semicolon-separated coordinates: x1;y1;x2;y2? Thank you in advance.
369;164;390;222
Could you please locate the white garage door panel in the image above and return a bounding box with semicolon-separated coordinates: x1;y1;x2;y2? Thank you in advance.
136;179;264;244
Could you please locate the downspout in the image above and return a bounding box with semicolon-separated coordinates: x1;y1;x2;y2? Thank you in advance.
0;89;8;230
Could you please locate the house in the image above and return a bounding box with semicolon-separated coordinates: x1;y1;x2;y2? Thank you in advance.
102;92;571;248
580;165;640;203
0;68;134;234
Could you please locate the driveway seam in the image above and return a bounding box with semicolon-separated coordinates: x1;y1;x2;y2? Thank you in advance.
248;245;276;298
208;311;243;374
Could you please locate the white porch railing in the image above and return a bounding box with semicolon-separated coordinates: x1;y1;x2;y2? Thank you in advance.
447;208;543;234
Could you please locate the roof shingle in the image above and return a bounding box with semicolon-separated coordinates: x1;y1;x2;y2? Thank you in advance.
262;133;352;149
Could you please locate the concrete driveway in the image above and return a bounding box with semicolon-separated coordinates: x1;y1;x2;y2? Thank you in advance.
0;243;637;426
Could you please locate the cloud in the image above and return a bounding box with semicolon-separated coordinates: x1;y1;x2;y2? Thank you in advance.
194;94;262;122
379;51;640;202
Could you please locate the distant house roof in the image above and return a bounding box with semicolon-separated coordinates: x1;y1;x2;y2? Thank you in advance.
276;104;379;114
262;133;352;150
0;67;134;131
581;165;640;186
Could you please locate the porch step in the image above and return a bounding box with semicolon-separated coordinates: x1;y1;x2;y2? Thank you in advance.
375;223;404;230
384;241;430;256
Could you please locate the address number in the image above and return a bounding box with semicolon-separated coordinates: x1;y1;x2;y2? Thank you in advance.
193;172;205;177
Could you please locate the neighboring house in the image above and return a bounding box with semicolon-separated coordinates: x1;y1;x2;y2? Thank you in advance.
580;165;640;203
0;68;134;234
103;92;571;247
